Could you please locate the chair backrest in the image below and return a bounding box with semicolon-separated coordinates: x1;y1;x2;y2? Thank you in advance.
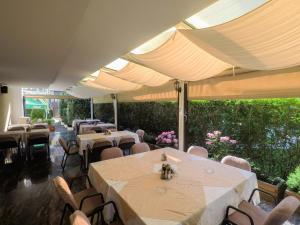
0;135;18;149
82;129;96;134
221;155;251;171
131;143;150;154
53;176;78;210
187;146;208;158
101;147;123;161
70;210;91;225
59;137;69;153
27;133;49;145
7;126;26;131
264;196;300;225
92;140;112;150
136;129;145;142
32;124;47;129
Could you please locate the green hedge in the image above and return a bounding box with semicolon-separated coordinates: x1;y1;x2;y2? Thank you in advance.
59;99;91;126
94;103;114;123
188;99;300;181
92;99;300;182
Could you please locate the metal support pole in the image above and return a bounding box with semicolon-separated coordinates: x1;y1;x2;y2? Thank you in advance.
112;94;118;128
178;81;188;151
22;96;26;116
90;98;94;119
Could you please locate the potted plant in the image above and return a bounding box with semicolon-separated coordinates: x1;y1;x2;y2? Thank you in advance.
45;119;55;132
205;130;237;160
155;131;178;148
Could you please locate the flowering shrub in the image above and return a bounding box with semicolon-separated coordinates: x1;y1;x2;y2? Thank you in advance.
206;130;237;160
156;131;178;146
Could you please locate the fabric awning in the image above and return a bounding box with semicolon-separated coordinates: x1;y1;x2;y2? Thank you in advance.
75;0;300;101
85;71;142;92
105;62;171;87
109;66;300;102
179;0;300;70
126;31;231;81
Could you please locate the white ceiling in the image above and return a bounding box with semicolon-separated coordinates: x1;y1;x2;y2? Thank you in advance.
0;0;214;89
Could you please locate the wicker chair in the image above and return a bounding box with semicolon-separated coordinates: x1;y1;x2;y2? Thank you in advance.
88;139;112;163
59;137;81;171
221;155;251;172
222;191;300;225
187;146;208;158
131;143;150;154
27;132;50;160
53;175;104;225
136;129;145;142
101;147;123;161
118;137;135;155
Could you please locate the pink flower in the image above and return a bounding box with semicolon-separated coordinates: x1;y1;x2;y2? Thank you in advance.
167;134;172;139
220;136;230;142
170;131;175;134
206;141;213;145
213;130;222;136
166;139;172;144
230;140;237;144
173;139;178;143
207;132;215;138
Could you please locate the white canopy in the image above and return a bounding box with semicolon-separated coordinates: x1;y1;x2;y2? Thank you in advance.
76;0;300;101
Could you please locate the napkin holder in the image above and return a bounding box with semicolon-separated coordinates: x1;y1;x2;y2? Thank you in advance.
160;163;174;180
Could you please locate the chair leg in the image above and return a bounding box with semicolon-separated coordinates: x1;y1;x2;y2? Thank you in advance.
62;155;68;171
61;153;66;169
47;144;50;161
60;204;67;225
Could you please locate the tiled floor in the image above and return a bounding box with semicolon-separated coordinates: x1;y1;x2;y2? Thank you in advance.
0;125;299;225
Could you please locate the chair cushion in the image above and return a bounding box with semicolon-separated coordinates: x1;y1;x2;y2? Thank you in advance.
228;201;268;225
70;210;91;225
69;145;79;154
74;187;103;215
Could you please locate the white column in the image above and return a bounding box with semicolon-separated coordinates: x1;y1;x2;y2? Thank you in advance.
90;98;94;119
0;86;23;131
112;94;118;128
178;81;188;151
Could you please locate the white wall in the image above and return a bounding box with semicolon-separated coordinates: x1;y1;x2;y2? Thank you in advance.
0;86;23;131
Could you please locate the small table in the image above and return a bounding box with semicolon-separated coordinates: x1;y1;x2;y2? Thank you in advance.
77;130;140;168
88;148;259;225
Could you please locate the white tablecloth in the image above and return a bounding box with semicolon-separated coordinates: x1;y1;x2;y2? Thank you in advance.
72;119;100;128
78;131;140;168
79;123;116;134
88;148;259;225
77;131;140;155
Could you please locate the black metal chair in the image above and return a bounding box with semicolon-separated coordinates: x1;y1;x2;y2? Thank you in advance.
27;132;50;160
118;137;135;156
53;175;104;225
59;137;82;171
88;140;112;163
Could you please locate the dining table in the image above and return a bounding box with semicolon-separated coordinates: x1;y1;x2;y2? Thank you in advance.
77;130;140;168
88;148;259;225
78;123;116;134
